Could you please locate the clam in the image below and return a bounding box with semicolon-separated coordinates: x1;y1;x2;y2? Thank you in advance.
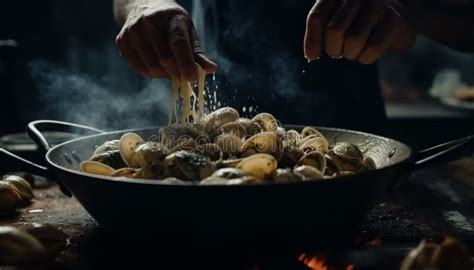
279;147;304;168
364;156;377;171
273;168;303;183
215;158;244;169
164;151;216;181
0;182;21;215
331;142;364;162
22;223;67;249
2;175;34;204
195;143;223;161
211;168;250;179
200;176;257;185
285;130;301;148
240;131;283;159
0;226;45;265
301;127;325;138
325;155;343;176
161;124;207;149
297;151;326;173
252;113;278;131
119;133;145;168
135;141;169;167
93;140;120;156
293;165;324;181
215;133;243;156
80;161;116;176
338;171;357;177
299;135;329;154
111;168;138;178
203;107;240;134
90;149;126;169
238;118;262;137
160;177;189;185
170;137;196;152
236;153;277;180
213;122;247;139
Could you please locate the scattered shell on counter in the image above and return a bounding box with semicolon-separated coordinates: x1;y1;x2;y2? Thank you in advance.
22;223;67;249
2;175;34;204
0;226;45;265
0;182;22;215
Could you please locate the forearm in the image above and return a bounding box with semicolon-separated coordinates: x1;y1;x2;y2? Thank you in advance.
113;0;177;25
405;0;474;51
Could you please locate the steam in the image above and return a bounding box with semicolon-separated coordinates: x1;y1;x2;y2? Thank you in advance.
29;60;172;130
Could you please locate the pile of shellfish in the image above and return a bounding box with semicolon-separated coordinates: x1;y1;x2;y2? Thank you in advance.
80;107;376;185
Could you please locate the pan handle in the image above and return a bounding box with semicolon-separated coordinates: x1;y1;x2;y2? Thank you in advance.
27;120;104;152
410;135;474;170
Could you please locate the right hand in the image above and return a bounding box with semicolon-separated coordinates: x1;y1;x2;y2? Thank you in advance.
115;2;217;81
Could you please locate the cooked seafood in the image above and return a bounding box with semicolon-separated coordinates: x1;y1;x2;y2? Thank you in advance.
81;106;377;184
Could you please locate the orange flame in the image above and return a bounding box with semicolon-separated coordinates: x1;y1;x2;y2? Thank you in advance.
297;254;354;270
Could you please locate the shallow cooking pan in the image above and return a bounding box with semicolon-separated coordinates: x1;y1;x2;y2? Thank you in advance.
1;120;472;241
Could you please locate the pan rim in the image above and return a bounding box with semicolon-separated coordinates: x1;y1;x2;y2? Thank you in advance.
45;125;413;188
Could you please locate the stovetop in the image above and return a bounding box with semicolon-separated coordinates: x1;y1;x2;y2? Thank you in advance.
1;158;473;270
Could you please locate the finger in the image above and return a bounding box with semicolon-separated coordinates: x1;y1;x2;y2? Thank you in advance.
343;3;385;60
357;14;394;65
168;15;199;81
325;0;360;58
304;0;337;60
190;28;217;73
150;36;180;79
135;41;169;78
116;34;152;77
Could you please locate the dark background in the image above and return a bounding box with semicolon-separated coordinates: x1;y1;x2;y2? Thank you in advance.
1;0;473;147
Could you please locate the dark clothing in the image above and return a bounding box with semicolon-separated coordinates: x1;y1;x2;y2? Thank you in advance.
202;1;386;132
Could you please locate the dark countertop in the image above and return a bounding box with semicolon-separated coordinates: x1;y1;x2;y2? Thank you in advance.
0;158;473;270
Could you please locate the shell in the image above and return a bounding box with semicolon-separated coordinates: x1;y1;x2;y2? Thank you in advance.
285;130;301;148
90;149;126;170
279;147;304;168
331;142;364;161
200;176;257;186
203;107;240;134
213;122;247;139
195;143;223;161
22;223;68;249
297;151;327;173
80;161;116;176
0;182;22;215
364;157;377;171
293;165;324;181
215;133;243;156
93;140;120;156
238;118;262;137
236;153;277;180
299;135;329;154
301;127;325;138
215;158;244;169
273;168;303;183
0;226;46;265
240;131;283;160
164;151;216;181
2;175;34;204
252;113;278;132
111;168;138;178
338;171;357;177
119;133;145;168
325;155;343;176
161;124;207;149
170;137;196;152
211;168;249;179
135;142;169;167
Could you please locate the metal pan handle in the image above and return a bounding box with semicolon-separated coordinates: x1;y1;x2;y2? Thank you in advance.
410;135;474;170
27;120;104;152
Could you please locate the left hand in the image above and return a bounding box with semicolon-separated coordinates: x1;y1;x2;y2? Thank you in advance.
304;0;416;64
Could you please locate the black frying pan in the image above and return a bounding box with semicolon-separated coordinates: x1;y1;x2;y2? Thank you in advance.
1;120;473;243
